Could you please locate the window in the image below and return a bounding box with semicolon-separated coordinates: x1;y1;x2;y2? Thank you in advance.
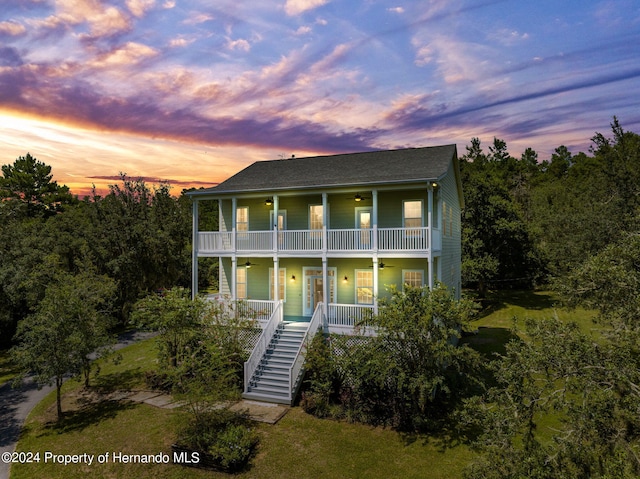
269;268;286;301
236;206;248;231
355;270;374;305
403;270;424;289
309;204;323;230
236;266;247;299
403;200;423;229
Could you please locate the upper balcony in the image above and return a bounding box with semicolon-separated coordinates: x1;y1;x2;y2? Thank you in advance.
197;226;442;257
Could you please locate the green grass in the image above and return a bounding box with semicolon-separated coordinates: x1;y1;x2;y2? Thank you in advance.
12;290;599;478
462;289;598;356
0;348;21;385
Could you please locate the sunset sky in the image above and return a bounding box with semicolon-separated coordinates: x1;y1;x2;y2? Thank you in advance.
1;0;639;197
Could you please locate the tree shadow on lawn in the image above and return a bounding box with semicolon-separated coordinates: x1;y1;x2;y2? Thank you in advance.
461;327;520;358
92;367;146;393
40;398;137;436
473;290;558;320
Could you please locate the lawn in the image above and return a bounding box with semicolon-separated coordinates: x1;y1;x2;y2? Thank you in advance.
462;289;598;356
11;290;597;479
0;348;21;385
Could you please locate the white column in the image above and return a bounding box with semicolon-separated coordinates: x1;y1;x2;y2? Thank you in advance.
427;184;434;289
231;196;237;252
273;195;279;252
273;257;280;302
373;258;379;315
322;258;329;320
372;189;378;252
322;192;328;253
231;257;237;300
191;198;199;299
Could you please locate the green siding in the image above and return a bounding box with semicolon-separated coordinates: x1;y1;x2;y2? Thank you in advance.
437;161;462;297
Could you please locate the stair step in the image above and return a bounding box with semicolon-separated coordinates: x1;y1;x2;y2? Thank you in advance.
255;368;289;378
242;391;290;405
252;377;288;388
248;384;290;396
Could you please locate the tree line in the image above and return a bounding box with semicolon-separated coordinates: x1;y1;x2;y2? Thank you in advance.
460;117;640;295
0;161;197;347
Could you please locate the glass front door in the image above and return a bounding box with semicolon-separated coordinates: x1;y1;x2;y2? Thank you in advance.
303;268;335;316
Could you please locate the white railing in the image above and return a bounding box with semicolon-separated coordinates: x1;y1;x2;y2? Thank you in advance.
327;228;373;251
288;302;324;403
237;299;277;324
243;300;283;394
198;227;433;254
278;230;323;252
199;231;233;251
377;227;428;250
327;303;375;328
236;231;273;252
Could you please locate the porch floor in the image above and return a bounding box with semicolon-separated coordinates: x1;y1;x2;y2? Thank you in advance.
283;315;310;323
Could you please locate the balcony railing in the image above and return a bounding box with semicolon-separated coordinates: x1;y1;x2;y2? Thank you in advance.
198;227;440;255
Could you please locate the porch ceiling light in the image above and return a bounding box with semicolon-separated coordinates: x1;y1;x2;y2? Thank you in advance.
265;198;273;206
431;182;438;188
343;275;348;283
354;194;362;202
290;275;296;282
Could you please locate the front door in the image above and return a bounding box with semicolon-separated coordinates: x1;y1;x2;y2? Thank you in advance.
355;207;372;248
303;267;336;316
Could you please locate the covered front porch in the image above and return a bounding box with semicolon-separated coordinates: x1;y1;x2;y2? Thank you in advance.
211;255;437;329
206;296;375;335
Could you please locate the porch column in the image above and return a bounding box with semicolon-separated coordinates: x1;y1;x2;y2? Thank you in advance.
372;189;378;251
191;198;199;299
272;195;279;252
322;258;328;319
231;196;237;252
273;256;280;302
231;257;237;300
427;184;434;289
322;192;328;253
372;258;379;315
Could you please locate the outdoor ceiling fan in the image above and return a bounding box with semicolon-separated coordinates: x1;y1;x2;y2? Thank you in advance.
348;193;371;202
243;261;259;268
369;262;394;270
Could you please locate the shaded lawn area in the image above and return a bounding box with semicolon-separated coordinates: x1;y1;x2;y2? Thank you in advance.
461;289;598;356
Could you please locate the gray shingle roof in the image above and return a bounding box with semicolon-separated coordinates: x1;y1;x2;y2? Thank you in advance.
191;144;457;195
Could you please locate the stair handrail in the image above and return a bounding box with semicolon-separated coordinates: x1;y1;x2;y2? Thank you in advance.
244;300;283;393
288;302;324;402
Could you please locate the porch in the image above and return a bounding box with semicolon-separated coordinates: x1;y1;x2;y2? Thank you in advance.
207;297;375;335
197;226;442;256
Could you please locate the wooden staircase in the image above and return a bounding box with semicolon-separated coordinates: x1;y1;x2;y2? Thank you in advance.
242;322;308;405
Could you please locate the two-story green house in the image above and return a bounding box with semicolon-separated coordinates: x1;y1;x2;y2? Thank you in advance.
187;144;463;403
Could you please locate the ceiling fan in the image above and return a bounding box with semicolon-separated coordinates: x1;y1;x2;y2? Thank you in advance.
347;193;371;202
243;261;259;268
369;262;394;270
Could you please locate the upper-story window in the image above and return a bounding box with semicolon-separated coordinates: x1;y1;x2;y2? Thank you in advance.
309;205;323;230
236;206;248;231
403;200;423;229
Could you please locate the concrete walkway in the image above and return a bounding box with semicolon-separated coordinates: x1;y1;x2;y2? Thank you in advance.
96;389;289;424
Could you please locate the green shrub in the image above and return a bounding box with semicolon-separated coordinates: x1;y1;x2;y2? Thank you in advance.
176;408;258;472
208;423;259;471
